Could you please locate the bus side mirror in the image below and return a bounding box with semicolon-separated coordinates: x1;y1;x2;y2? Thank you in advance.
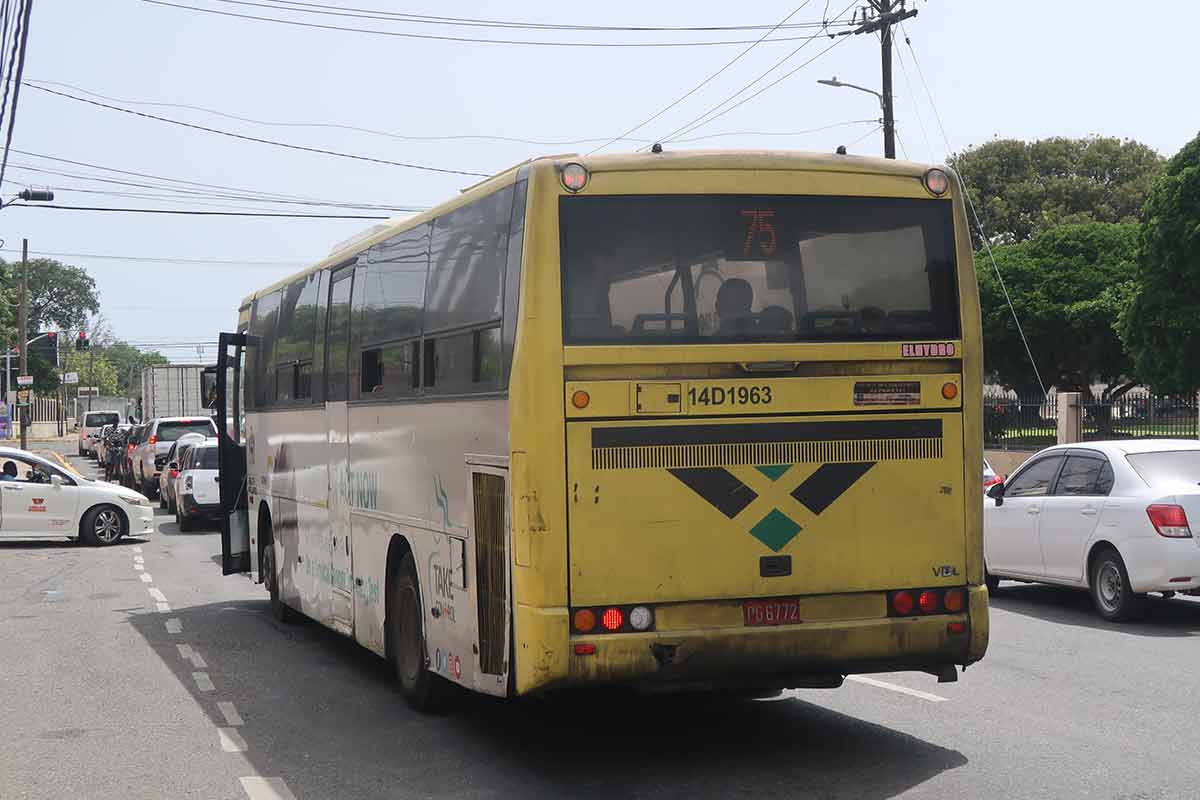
201;368;218;409
987;482;1005;504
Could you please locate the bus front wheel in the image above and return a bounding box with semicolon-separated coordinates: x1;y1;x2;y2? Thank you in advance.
389;552;448;712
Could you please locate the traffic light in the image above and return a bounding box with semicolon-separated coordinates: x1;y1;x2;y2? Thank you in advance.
75;331;90;351
30;331;58;368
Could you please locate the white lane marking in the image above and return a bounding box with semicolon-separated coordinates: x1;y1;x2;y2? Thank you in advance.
219;727;248;753
134;564;145;571
218;701;244;726
846;675;948;702
132;546;142;553
140;573;153;583
193;672;215;692
134;555;144;564
148;587;167;602
177;644;207;669
165;618;182;634
239;777;297;800
156;602;172;613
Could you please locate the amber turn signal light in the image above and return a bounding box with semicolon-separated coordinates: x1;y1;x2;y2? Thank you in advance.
941;382;958;401
571;390;591;409
573;608;596;633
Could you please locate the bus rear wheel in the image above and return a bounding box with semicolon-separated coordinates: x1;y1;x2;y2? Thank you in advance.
261;527;296;624
389;552;448;712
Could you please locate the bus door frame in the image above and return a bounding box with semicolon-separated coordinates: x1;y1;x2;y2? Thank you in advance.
216;331;251;576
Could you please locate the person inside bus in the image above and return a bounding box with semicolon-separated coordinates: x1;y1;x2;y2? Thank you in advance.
0;460;17;481
715;278;755;336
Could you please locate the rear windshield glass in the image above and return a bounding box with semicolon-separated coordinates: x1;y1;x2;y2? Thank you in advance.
158;421;217;442
85;412;119;427
196;447;219;470
1127;451;1200;488
560;195;959;344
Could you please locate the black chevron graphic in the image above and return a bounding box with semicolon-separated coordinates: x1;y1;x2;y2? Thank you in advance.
668;467;758;519
790;462;875;515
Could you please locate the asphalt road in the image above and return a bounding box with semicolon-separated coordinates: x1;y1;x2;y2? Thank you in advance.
3;442;1200;799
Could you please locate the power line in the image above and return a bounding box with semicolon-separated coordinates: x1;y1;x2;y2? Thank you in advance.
654;0;857;145
0;246;301;266
253;0;851;32
588;2;817;155
9;203;390;218
0;0;31;192
9;147;427;209
138;0;846;47
24;82;490;177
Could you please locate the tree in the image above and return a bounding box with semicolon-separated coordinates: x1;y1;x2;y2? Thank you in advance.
0;258;100;338
1121;132;1200;394
979;223;1139;401
101;340;169;396
61;349;119;396
948;137;1164;246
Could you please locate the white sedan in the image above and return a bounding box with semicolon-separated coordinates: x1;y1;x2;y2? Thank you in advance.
984;440;1200;621
0;447;155;545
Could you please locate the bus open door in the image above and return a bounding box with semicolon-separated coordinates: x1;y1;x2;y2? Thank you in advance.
215;331;252;576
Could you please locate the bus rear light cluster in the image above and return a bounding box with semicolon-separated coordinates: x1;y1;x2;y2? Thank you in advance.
888;587;967;618
572;604;655;634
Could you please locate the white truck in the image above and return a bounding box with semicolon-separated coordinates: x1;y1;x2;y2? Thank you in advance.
141;364;212;420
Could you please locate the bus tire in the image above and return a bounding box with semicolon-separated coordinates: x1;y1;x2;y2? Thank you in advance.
261;527;297;624
389;552;448;712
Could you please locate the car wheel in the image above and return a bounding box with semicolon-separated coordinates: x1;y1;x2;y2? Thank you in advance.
985;568;1000;594
178;510;193;532
142;479;158;500
167;495;177;515
1090;547;1144;622
388;552;450;711
260;529;297;623
82;505;126;547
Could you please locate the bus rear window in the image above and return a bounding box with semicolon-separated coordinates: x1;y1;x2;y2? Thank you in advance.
560;195;959;344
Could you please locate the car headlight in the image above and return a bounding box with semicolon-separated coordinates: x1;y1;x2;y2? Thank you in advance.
120;494;152;507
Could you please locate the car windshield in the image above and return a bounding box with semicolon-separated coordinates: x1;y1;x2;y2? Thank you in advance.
85;412;119;427
1126;450;1200;488
560;194;959;344
157;421;217;442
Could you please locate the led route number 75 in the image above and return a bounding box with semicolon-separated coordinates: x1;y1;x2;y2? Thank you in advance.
741;209;777;258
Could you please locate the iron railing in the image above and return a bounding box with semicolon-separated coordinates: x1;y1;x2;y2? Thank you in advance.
1082;394;1198;442
984;393;1057;450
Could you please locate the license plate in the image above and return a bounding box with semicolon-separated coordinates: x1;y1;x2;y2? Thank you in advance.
742;598;801;627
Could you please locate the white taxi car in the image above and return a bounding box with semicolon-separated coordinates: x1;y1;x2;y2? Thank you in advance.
984;440;1200;621
0;447;154;545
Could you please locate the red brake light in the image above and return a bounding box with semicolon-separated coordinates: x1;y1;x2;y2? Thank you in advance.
148;435;157;445
918;590;940;614
1147;504;1192;538
601;607;624;631
574;643;596;655
169;469;178;479
947;621;967;635
891;590;914;616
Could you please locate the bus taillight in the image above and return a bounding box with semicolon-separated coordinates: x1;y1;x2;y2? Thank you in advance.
891;590;915;616
601;607;624;631
573;608;596;633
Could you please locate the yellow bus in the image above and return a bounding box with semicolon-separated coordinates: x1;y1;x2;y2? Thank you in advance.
214;150;988;709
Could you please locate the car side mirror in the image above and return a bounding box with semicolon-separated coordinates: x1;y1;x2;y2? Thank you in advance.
987;482;1005;504
50;474;64;488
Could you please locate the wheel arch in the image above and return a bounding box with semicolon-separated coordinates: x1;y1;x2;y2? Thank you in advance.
1085;539;1121;587
77;502;128;540
384;533;414;662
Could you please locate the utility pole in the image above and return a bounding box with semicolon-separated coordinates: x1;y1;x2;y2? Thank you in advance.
852;1;918;159
17;238;27;450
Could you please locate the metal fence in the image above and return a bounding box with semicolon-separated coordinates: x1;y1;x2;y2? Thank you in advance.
985;391;1199;449
1082;394;1198;441
984;393;1057;450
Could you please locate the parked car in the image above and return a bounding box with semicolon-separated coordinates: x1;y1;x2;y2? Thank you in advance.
983;440;1200;621
0;446;154;544
983;458;1004;493
175;437;220;532
77;410;121;457
131;417;218;498
158;432;209;515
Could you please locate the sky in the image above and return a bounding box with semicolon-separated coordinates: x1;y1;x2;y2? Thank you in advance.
3;0;1199;363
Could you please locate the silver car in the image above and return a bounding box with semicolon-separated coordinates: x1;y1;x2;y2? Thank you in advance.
132;417;218;498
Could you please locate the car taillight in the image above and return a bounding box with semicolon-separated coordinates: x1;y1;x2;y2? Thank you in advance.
1147;504;1192;538
169;469;179;479
148;435;157;445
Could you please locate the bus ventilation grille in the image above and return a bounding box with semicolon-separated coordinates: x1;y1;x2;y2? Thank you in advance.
591;437;943;471
473;472;508;676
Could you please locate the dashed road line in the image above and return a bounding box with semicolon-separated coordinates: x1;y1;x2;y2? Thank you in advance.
134;564;145;571
219;728;249;753
193;672;215;692
177;644;207;669
165;618;182;634
139;573;153;583
148;587;167;602
239;777;297;800
846;675;949;702
217;701;244;726
134;555;144;564
156;602;172;613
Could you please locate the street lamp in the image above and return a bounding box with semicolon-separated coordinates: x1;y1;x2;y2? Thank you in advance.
817;77;885;113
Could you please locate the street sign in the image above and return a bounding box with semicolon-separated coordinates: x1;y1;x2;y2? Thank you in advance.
16;375;32;386
77;386;99;397
16;389;30;405
63;372;79;384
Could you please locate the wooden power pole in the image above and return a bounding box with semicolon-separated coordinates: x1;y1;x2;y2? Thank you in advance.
854;1;918;159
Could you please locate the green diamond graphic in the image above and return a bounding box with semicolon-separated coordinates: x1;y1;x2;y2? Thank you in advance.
749;509;802;552
755;464;791;482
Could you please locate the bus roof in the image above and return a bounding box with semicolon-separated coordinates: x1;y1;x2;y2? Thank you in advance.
238;149;947;309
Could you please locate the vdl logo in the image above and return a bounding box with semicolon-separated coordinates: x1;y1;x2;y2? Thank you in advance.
669;461;875;552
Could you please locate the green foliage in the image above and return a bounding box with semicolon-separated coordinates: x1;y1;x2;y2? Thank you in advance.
949;137;1163;246
0;258;101;336
27;352;60;395
1122;132;1200;394
101;341;169;396
62;349;119;396
979;222;1139;396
